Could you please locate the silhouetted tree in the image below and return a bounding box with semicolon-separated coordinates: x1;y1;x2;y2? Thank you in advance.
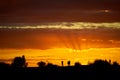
11;55;27;67
112;61;119;69
0;62;10;68
22;55;26;66
46;63;58;67
37;61;46;67
74;62;81;67
93;59;110;66
91;59;111;71
113;61;119;66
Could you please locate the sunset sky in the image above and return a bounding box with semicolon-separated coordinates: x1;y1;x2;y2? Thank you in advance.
0;0;120;67
0;0;120;24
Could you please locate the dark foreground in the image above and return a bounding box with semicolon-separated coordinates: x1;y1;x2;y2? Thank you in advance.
0;64;120;80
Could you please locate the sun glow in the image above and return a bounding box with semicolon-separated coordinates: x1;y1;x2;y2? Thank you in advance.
1;48;120;67
0;22;120;67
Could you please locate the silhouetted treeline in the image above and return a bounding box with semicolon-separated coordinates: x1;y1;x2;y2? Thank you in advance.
0;56;120;80
11;55;27;67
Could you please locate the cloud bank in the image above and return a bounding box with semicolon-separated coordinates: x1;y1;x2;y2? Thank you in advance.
0;22;120;29
0;23;120;50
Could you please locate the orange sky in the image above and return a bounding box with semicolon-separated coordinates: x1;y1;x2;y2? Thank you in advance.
1;48;120;67
0;25;120;49
0;24;120;67
0;0;120;66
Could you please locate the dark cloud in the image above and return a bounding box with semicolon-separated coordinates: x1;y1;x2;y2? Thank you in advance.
0;28;120;49
0;0;120;24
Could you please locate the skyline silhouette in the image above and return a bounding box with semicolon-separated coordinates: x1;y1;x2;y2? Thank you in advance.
0;56;120;80
0;55;120;67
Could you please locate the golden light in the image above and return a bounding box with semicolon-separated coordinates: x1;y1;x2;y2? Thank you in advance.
81;39;87;41
1;47;120;67
0;22;120;67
